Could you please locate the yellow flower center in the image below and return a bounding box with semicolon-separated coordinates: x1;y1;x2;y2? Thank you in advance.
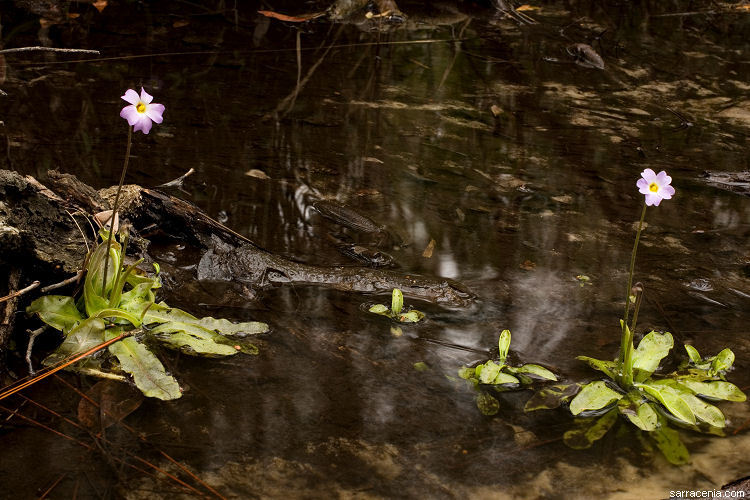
648;182;659;192
136;102;146;113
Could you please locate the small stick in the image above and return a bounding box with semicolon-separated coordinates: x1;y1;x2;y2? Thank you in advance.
40;271;84;293
0;47;100;55
158;167;195;188
0;280;40;304
26;326;47;374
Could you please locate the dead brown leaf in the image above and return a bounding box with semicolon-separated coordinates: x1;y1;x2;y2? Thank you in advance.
78;380;144;431
422;239;436;258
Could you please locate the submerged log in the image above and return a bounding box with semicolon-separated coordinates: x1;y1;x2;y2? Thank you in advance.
0;170;474;319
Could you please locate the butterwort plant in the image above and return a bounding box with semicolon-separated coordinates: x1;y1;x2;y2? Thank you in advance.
25;87;270;400
525;169;746;464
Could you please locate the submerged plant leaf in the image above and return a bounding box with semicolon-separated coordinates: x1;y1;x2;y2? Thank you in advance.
678;380;746;402
458;366;477;381
524;384;579;411
106;331;181;401
649;419;690;465
42;317;106;367
576;356;617;379
77;380;144;431
27;295;84;333
564;409;618;449
476;392;500;416
637;381;696;425
569;381;623;415
632;331;674;383
498;329;511;364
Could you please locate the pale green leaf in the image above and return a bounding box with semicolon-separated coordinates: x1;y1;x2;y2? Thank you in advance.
637;381;696;425
369;304;389;315
458;366;476;380
27;295;84;333
106;334;181;400
398;310;425;323
515;363;557;381
391;289;403;316
569;381;623;415
42;317;106;367
679;380;746;402
633;331;674;383
576;356;617;379
478;360;502;384
195;317;269;336
498;330;511;364
617;392;658;431
710;348;735;374
159;332;239;357
680;393;725;428
684;345;701;364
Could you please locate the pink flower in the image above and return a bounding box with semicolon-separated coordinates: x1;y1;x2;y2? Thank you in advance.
636;168;675;206
119;88;165;134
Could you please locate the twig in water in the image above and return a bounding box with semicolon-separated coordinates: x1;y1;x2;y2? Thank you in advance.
158;167;195;189
0;46;100;55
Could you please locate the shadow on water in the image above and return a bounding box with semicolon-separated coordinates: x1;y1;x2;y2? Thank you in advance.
1;0;750;497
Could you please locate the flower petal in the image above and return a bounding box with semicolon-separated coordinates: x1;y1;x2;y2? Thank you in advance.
139;87;154;104
121;89;140;105
145;103;164;123
655;171;672;185
120;105;140;125
661;185;675;198
636;178;650;193
640;168;657;182
133;116;153;134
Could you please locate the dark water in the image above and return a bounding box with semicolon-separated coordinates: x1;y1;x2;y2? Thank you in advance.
2;1;750;497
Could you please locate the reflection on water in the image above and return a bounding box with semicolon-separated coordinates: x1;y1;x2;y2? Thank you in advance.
1;0;750;497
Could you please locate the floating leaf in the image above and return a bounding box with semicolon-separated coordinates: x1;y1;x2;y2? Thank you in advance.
524;384;579;411
710;348;735;375
195;317;269;336
678;380;746;402
369;304;389;314
498;330;511;364
637;381;696;425
157;332;239;357
106;332;181;400
42;317;106;367
27;295;84;333
618;392;658;431
478;360;502;384
680;393;725;428
569;381;623;415
684;345;702;364
633;331;673;382
576;356;617;379
564;409;618;449
649;418;690;465
513;363;557;381
476;392;500;416
398;310;425;323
